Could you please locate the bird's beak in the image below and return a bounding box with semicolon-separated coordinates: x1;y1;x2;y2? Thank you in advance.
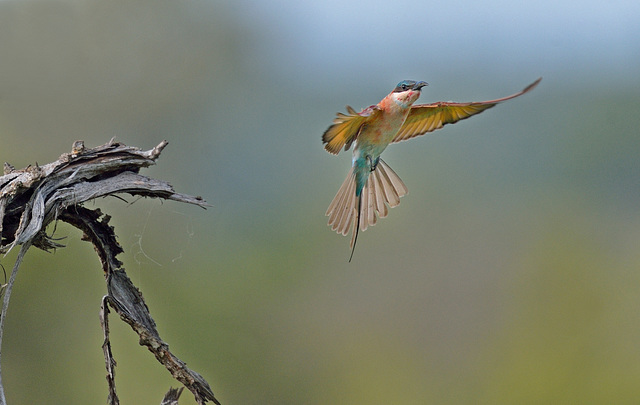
413;81;428;90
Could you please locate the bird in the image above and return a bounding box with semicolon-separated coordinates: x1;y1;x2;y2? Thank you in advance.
322;77;541;261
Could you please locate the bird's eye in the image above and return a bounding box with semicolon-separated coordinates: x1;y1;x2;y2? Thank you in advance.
394;81;413;93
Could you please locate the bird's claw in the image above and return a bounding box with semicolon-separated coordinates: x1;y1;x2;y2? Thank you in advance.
367;156;380;172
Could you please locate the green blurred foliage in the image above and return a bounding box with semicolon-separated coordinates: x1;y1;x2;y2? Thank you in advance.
0;0;639;404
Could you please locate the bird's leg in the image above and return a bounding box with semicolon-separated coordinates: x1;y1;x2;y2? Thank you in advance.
366;156;380;172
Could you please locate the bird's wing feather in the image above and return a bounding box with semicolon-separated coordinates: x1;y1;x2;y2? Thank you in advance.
322;105;380;154
392;78;541;143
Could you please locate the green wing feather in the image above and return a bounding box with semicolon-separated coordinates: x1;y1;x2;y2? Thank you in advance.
322;105;379;154
393;78;541;143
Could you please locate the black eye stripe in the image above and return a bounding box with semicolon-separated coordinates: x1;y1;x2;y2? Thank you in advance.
393;80;417;93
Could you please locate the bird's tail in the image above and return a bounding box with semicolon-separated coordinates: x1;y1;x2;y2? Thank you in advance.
326;159;408;261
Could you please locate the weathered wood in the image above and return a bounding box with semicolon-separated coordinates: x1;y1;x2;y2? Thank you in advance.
100;295;119;405
161;387;184;405
0;140;219;405
0;139;206;252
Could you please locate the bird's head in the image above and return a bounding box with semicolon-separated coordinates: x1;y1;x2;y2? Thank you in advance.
390;80;428;107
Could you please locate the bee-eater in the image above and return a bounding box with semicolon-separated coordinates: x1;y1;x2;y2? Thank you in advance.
323;77;541;261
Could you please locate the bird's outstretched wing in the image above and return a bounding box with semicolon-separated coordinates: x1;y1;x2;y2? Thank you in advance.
322;105;380;154
392;78;541;143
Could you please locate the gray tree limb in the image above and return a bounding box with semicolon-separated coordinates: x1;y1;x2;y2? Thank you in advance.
0;140;220;404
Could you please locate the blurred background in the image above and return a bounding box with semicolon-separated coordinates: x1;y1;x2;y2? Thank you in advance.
0;0;639;403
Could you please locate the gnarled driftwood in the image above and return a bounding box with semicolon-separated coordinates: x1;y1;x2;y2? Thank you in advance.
0;139;220;405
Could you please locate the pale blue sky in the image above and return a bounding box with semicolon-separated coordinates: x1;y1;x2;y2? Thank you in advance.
231;0;640;87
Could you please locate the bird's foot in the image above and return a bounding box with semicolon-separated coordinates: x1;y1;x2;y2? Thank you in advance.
367;156;380;172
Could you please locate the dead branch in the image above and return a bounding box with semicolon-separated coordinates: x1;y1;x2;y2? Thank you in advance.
0;140;220;405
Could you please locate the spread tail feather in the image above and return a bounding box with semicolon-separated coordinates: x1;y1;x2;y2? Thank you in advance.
326;159;408;261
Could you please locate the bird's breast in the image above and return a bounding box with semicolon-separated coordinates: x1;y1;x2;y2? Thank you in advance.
354;110;408;158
